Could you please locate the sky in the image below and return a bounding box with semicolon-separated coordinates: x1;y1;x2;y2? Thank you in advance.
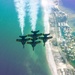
61;0;75;11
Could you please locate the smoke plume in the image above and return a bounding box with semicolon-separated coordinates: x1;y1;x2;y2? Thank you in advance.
14;0;26;35
28;0;39;31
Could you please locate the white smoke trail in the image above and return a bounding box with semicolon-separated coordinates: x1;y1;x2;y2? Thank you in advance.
41;0;54;33
28;0;39;31
14;0;26;35
41;0;58;75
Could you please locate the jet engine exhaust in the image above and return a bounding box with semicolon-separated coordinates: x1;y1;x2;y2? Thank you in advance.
28;0;39;31
41;0;58;75
14;0;26;35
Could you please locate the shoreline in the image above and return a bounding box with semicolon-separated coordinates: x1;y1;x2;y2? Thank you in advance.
45;40;74;75
45;41;58;75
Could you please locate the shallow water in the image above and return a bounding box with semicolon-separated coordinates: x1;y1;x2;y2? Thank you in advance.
0;0;51;75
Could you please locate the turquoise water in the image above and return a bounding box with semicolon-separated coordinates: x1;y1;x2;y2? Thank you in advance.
0;0;51;75
72;32;75;36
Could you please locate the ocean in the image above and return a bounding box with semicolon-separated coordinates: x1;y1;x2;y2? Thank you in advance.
0;0;51;75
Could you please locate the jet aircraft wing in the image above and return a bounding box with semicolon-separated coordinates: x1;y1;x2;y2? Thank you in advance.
43;33;50;37
47;36;53;39
27;41;41;50
28;33;43;37
27;41;41;44
16;39;21;42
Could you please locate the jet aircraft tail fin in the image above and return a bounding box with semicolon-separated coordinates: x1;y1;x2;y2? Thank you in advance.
31;30;39;34
19;35;28;39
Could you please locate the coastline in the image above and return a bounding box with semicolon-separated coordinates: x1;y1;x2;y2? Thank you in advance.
45;41;58;75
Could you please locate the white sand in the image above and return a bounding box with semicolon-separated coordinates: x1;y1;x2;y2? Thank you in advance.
45;41;58;75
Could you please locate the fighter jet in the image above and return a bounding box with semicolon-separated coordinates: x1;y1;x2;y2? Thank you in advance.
39;33;53;46
42;33;50;37
31;30;39;34
19;35;27;39
27;40;41;50
16;35;30;48
28;30;43;40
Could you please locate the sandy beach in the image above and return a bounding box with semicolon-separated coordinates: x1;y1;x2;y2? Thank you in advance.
45;41;58;75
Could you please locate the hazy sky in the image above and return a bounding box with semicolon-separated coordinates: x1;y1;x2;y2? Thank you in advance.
61;0;75;11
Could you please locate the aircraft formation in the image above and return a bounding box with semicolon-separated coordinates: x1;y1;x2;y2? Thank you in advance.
16;30;53;50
